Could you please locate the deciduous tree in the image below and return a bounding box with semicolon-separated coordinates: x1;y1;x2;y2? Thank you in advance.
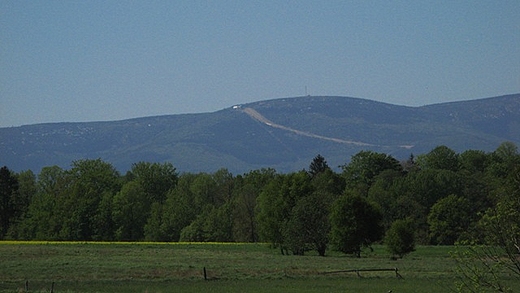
60;159;121;240
0;166;19;239
283;191;331;256
329;192;383;257
428;194;472;245
417;145;459;171
129;162;178;203
385;218;416;258
112;181;148;241
342;151;402;194
256;171;314;252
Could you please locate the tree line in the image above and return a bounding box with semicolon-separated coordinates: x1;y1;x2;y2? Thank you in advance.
1;142;519;259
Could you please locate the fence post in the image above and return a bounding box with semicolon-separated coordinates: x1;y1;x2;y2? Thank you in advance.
395;267;403;279
25;280;28;292
203;267;207;280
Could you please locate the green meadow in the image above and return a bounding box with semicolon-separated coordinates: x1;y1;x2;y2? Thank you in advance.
0;242;515;293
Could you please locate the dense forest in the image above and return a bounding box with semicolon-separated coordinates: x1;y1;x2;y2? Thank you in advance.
1;142;519;258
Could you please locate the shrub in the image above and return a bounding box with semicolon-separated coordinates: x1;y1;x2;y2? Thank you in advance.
385;218;416;259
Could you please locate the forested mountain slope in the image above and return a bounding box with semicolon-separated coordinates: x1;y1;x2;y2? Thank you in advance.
1;94;519;174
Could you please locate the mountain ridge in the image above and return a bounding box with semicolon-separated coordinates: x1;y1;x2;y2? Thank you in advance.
1;94;519;174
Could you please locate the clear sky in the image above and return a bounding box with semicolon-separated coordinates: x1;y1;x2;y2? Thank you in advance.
1;1;519;127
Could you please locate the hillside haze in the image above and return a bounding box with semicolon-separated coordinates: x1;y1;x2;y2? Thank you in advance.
1;94;519;174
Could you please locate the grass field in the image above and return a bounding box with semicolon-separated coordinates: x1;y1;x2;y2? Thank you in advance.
0;242;516;293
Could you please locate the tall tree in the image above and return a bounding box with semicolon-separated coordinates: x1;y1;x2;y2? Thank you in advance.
0;166;19;239
256;171;314;252
308;154;330;178
232;179;259;242
401;153;419;174
487;142;520;183
403;168;463;212
458;149;489;174
427;194;472;245
342;151;402;194
180;203;234;242
60;159;121;240
211;168;235;206
232;169;276;242
148;173;204;241
256;175;288;248
417;145;459;172
329;192;383;257
458;149;493;223
453;165;520;293
367;169;404;230
112;181;148;241
129;162;178;203
311;168;345;197
16;166;69;240
6;170;37;238
176;170;237;243
283;191;331;256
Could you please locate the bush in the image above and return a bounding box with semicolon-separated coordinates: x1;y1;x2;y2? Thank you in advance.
385;218;416;258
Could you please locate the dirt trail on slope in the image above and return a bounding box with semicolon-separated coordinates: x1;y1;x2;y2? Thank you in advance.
242;107;376;147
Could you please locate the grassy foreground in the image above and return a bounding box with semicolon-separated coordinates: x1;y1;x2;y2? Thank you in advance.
0;242;498;293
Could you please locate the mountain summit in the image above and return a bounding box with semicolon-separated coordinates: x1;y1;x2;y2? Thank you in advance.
1;94;519;174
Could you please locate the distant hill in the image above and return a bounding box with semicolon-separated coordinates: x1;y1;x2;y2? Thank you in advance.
1;94;519;174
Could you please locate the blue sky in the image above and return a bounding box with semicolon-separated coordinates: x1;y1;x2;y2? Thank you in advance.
1;1;519;127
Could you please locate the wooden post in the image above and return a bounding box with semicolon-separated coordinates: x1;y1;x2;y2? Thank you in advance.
203;267;207;280
395;267;403;279
25;280;28;292
50;281;55;293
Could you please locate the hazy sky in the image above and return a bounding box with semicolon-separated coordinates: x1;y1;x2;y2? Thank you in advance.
1;1;519;127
